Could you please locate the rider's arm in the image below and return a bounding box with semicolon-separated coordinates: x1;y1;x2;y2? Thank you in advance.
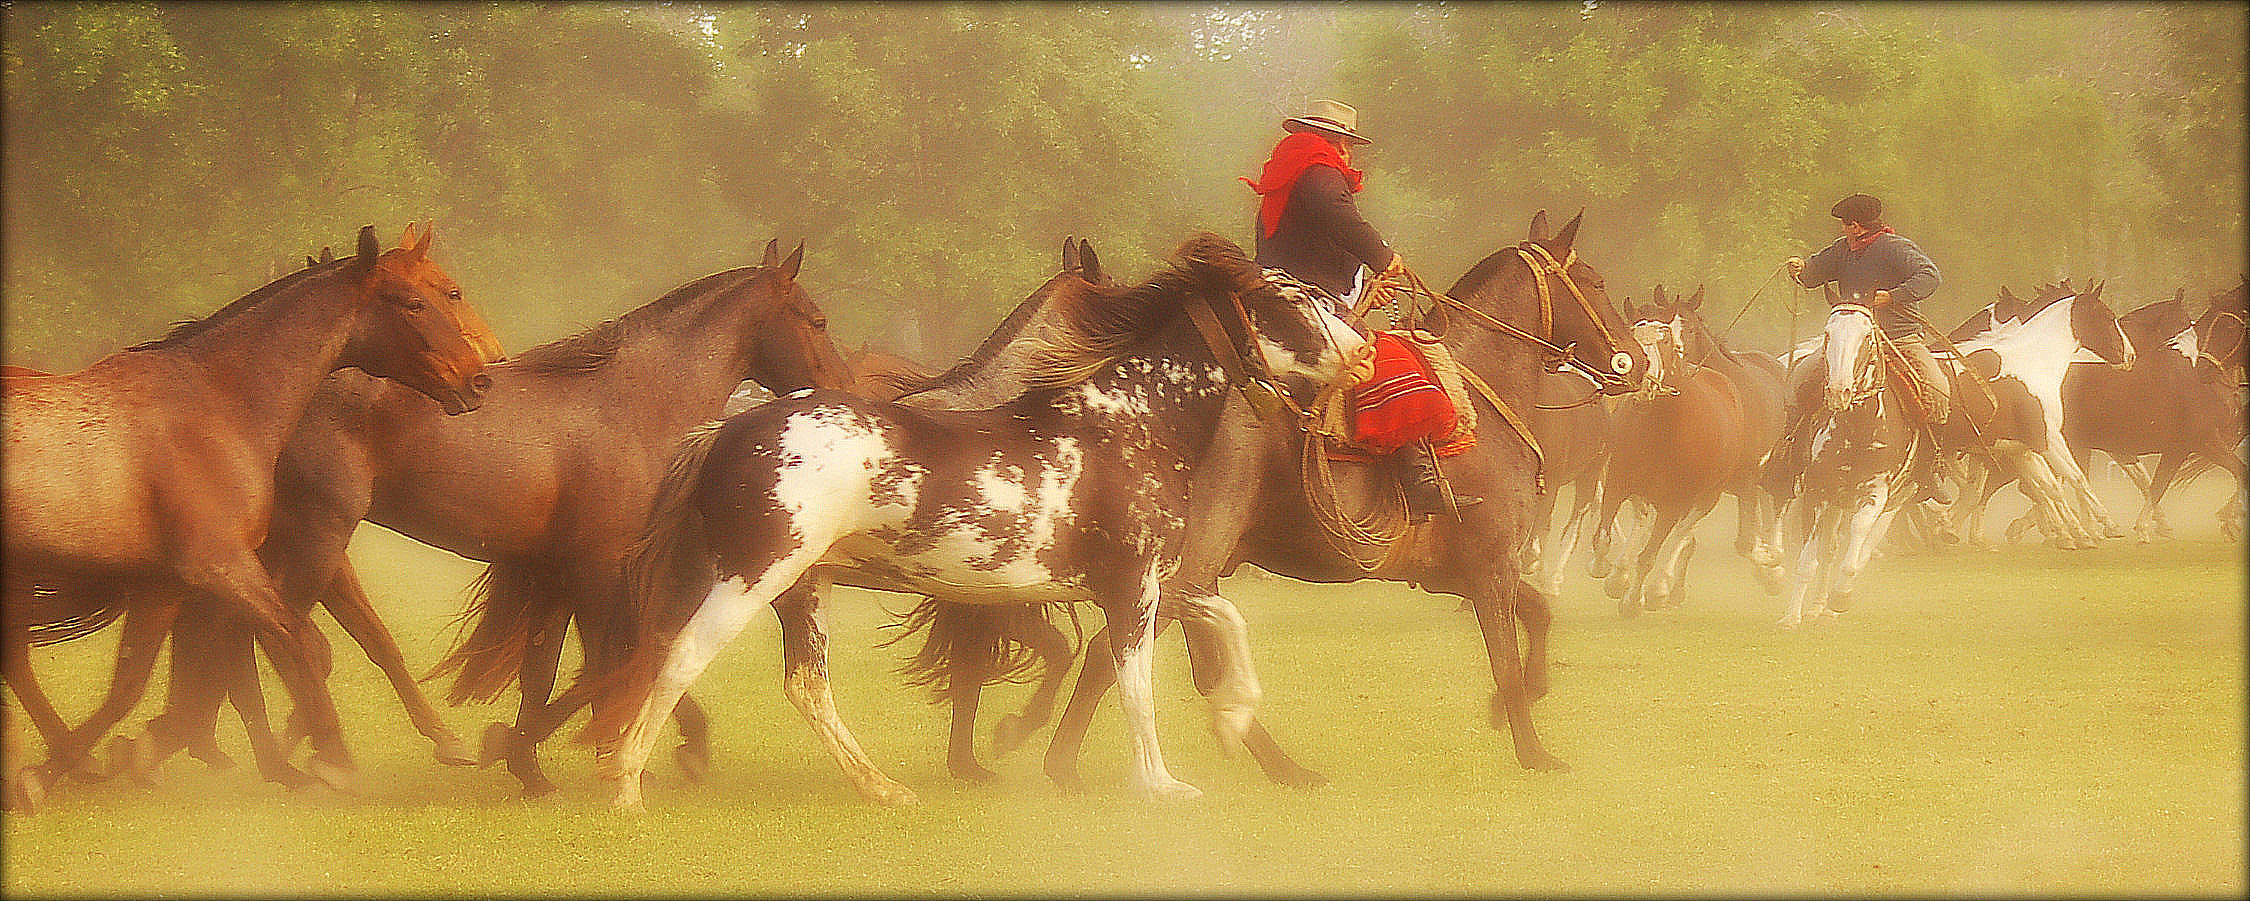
1794;238;1845;291
1884;238;1942;306
1295;165;1397;272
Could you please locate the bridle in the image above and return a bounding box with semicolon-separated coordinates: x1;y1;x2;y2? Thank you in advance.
1372;242;1636;398
1181;281;1327;426
2197;307;2246;375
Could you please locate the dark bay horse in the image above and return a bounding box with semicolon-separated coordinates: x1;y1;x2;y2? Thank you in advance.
1594;285;1783;615
599;233;1362;810
900;212;1647;789
3;224;504;805
109;240;848;797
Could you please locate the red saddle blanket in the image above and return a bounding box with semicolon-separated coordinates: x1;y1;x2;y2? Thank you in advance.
1351;332;1461;454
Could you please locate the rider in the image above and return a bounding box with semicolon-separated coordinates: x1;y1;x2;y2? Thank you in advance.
1241;99;1477;519
1765;192;1956;504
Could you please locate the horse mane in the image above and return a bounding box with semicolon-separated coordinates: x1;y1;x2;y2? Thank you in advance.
124;257;353;352
1017;233;1261;392
508;266;765;375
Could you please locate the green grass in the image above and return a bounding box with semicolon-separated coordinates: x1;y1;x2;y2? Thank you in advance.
6;478;2244;897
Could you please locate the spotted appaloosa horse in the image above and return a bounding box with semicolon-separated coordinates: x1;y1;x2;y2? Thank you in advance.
3;224;503;807
103;240;849;799
600;234;1361;810
906;212;1647;789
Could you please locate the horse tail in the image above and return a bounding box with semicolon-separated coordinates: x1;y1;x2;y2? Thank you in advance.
588;419;728;741
879;598;1078;703
425;566;545;705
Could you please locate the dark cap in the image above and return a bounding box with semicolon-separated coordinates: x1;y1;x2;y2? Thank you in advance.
1831;193;1883;225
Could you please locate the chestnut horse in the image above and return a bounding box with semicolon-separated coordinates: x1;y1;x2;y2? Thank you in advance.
894;212;1646;788
600;234;1362;809
3;224;503;806
105;240;848;798
1594;285;1783;615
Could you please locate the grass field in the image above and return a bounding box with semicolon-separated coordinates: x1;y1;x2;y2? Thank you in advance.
5;476;2243;897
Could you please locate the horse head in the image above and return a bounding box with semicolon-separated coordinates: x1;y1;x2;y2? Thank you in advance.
342;222;504;414
1822;296;1881;414
1627;291;1678;391
735;240;852;396
2118;290;2196;365
2067;279;2135;370
2195;277;2247;373
1646;282;1719;366
1448;210;1647;395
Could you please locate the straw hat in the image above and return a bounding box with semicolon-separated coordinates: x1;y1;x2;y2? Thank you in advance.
1283;99;1372;145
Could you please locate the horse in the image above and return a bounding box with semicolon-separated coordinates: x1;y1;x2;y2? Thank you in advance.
1775;299;1928;627
2;224;504;805
598;233;1364;810
901;212;1646;789
1593;285;1784;615
1939;280;2137;546
105;239;848;798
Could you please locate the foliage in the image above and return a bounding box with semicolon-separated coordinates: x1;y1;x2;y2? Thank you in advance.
3;2;2243;368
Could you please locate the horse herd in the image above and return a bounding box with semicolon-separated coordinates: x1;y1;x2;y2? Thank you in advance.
3;218;2241;814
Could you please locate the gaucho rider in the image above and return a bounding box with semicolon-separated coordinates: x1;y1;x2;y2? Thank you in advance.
1764;192;1955;503
1241;99;1477;520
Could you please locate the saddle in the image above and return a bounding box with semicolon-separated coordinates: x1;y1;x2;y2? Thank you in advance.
1314;330;1478;462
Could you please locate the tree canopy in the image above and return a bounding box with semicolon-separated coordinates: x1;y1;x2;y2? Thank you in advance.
6;2;2242;369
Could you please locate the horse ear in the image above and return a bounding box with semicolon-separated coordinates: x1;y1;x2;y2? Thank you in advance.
319;246;335;264
1528;209;1551;242
778;241;805;281
409;221;435;261
398;221;419;250
1061;235;1080;271
354;225;381;272
1078;239;1103;283
761;238;780;268
1551;210;1584;254
1653;284;1667;306
1688;284;1706;310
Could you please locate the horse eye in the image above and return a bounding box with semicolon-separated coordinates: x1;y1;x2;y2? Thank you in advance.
446;288;463;300
812;317;829;329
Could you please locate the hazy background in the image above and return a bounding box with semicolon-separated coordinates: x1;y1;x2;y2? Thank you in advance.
6;1;2244;369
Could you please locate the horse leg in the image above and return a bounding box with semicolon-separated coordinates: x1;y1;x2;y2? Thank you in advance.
1825;483;1898;614
51;600;180;780
2136;453;2184;542
1159;592;1258;755
2;706;36;812
1094;565;1197;800
1465;573;1567;772
2053;439;2125;539
945;617;998;784
769;577;918;805
1;605;78;799
319;566;475;765
992;610;1073;756
1539;486;1594;596
1043;624;1113;792
1780;500;1832;627
496;605;569;798
1622;503;1687;615
1176;612;1327;788
2014;447;2098;549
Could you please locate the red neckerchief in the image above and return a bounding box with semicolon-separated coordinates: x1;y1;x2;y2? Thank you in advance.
1846;225;1897;252
1241;132;1365;238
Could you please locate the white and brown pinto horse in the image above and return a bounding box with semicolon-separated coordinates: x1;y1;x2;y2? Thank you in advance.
600;235;1360;809
1777;302;1926;626
1943;282;2137;545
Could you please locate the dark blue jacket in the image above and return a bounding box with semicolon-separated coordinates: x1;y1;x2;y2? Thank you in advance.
1794;232;1942;337
1252;165;1395;300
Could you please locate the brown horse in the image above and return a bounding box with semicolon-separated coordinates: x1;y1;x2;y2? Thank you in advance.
107;240;848;798
1593;285;1783;615
3;224;503;805
1522;368;1613;598
890;212;1646;789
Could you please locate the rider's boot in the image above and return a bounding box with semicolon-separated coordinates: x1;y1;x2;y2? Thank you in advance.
1401;440;1479;523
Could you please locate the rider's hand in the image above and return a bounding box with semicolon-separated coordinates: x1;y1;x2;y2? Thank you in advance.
1785;256;1804;277
1381;253;1408;276
1871;289;1893;307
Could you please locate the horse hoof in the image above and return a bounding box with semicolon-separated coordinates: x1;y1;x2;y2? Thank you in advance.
862;779;919;806
992;715;1034;756
674;741;711;784
432;731;479;768
266;764;318;791
1134;778;1203;801
1045;766;1089;795
1277;767;1331;790
1776;616;1802;630
1519;752;1571;773
308;758;361;796
518;778;560;800
188;741;236;771
948;760;999;784
107;736;159;788
3;768;40;813
479;723;512;768
1617;597;1640;618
